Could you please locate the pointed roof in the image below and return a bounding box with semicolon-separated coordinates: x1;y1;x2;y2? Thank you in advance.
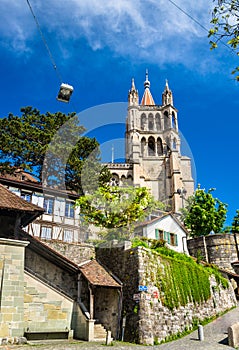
141;70;155;106
0;184;44;226
131;78;136;91
79;259;122;288
162;79;173;106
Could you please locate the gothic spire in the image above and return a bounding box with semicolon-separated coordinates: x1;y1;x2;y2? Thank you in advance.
162;79;173;106
141;69;155;106
128;77;139;105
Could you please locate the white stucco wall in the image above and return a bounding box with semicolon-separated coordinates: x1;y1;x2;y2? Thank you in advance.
141;215;188;254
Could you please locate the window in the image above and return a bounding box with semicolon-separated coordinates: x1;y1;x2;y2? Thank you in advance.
54;198;65;216
148;137;155;156
65;201;74;218
43;197;54;214
63;229;73;243
163;231;178;246
141;137;146;157
155;113;161;131
172;112;176;129
21;191;32;202
141;113;146;130
164;111;170;129
148;114;154;131
41;226;52;240
157;138;163;156
155;229;163;240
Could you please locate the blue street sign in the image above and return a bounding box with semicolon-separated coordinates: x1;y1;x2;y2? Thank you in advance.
138;285;148;292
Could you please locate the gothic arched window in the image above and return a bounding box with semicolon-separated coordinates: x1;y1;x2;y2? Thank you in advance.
111;173;119;186
155;113;161;131
172;112;176;129
141;137;146;157
148;136;155;156
141;113;146;130
157;138;163;156
148;113;154;131
127;175;133;185
164;111;170;129
173;138;177;149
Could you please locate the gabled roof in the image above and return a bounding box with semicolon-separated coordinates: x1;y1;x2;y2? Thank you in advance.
0;184;44;226
79;260;121;288
0;168;38;183
136;212;189;235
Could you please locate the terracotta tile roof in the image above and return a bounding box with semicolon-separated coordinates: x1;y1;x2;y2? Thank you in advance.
141;71;155;106
79;260;121;288
0;184;43;212
141;87;155;106
0;168;38;183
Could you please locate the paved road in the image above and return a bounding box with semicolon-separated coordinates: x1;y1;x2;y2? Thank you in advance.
1;306;239;350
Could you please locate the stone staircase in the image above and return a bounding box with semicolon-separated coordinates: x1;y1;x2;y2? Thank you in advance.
94;323;112;342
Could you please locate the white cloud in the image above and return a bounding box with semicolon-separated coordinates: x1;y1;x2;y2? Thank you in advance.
0;0;219;69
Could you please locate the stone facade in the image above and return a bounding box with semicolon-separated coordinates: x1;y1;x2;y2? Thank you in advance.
107;75;194;213
97;243;237;345
25;246;78;299
42;241;95;265
24;271;74;335
0;238;29;338
187;233;239;272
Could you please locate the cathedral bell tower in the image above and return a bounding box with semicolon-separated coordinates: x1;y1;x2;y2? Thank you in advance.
125;71;194;212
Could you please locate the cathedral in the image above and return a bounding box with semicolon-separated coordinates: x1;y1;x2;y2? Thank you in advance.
107;72;194;213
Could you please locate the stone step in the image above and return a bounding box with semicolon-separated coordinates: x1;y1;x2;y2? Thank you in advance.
94;323;112;342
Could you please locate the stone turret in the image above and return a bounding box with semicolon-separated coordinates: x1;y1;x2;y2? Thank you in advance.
162;79;173;106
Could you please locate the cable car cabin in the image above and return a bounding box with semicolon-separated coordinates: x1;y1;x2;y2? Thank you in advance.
57;83;74;103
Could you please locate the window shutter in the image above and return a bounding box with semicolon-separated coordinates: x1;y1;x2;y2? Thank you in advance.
155;229;159;239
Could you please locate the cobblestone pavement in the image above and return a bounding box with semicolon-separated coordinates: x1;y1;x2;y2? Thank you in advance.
1;306;239;350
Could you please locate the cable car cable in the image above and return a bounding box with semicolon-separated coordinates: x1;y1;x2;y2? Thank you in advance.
26;0;63;83
26;0;74;103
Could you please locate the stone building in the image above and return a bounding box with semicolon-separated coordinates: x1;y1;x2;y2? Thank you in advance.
108;72;194;213
0;184;121;343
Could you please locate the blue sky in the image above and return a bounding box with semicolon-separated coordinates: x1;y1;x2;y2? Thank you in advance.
0;0;239;226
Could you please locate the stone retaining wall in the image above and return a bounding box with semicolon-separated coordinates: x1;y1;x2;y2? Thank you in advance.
187;233;239;272
97;244;237;345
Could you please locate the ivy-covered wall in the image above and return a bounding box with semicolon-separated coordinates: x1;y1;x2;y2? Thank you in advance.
97;243;237;345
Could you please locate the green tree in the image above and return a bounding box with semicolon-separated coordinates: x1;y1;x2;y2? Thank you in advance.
181;184;227;237
209;0;239;80
232;209;239;233
0;106;110;193
76;185;163;240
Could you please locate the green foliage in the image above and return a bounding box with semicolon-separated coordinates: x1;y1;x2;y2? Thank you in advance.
180;184;227;237
76;185;163;239
209;0;239;80
0;106;110;193
158;255;211;310
132;239;229;310
232;209;239;233
131;237;166;249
